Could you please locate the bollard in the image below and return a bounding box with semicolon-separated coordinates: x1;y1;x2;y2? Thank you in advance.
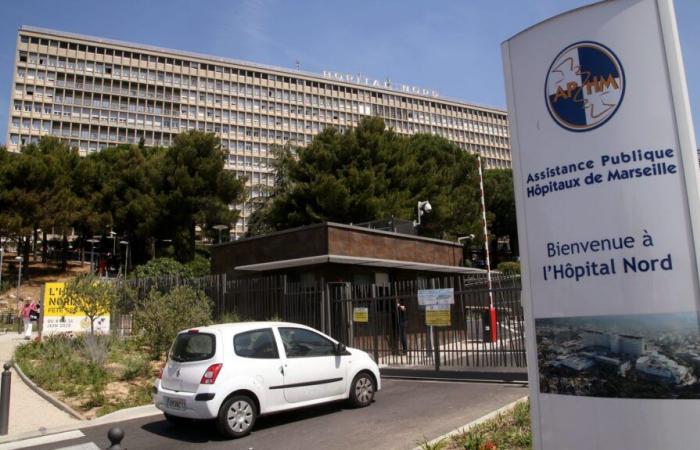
0;363;11;435
106;427;125;450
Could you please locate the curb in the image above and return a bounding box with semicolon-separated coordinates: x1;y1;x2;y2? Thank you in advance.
380;368;528;385
11;362;85;420
381;374;528;385
413;395;529;450
0;404;161;445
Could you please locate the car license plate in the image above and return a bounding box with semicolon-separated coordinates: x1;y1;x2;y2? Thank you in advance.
166;397;185;410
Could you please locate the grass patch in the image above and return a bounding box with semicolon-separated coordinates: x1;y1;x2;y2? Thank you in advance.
14;334;161;418
430;399;531;450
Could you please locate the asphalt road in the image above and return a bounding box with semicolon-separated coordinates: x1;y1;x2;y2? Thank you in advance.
25;379;527;450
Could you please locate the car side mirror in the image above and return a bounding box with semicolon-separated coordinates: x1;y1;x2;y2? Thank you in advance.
335;342;346;355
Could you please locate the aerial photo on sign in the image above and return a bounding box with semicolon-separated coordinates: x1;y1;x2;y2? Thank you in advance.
536;312;700;399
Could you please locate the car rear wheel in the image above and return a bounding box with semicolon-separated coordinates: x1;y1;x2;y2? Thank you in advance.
216;395;257;438
349;372;375;408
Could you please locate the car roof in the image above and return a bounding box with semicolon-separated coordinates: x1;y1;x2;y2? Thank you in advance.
181;321;314;335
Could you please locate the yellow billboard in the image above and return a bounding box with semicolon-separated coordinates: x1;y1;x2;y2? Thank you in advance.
42;282;110;334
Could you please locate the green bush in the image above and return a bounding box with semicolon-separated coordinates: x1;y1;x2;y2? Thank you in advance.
130;257;192;279
82;334;112;366
120;355;150;381
15;334;108;404
451;400;531;450
132;285;213;358
14;333;158;416
496;261;520;275
184;254;210;277
218;311;242;323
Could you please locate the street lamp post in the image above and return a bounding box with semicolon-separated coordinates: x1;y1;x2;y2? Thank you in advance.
212;225;228;244
458;234;476;267
15;256;23;302
119;241;129;278
0;247;4;289
86;239;99;274
109;230;117;255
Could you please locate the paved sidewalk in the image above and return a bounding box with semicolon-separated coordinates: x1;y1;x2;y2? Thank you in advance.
0;332;81;436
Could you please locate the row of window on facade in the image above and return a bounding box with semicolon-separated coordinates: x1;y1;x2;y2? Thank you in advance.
12;102;509;150
16;67;509;135
13;97;509;149
18;45;506;123
20;36;365;93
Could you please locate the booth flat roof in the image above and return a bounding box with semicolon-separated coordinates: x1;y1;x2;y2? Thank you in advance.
235;254;484;274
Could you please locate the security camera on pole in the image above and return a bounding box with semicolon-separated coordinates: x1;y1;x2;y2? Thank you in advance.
413;200;432;228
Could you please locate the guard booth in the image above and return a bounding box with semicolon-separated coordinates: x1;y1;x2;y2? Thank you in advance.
209;222;525;372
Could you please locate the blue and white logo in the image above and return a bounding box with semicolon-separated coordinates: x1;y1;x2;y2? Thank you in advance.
545;41;625;132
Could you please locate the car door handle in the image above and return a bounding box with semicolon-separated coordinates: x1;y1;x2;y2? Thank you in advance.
279;366;284;375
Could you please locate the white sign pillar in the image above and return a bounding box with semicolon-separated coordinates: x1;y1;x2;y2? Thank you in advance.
503;1;700;449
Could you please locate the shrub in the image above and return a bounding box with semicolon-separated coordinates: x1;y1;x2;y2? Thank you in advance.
218;311;242;323
82;334;112;366
132;285;213;358
120;355;150;381
184;254;210;277
416;438;447;450
496;261;520;275
452;400;531;450
130;257;192;279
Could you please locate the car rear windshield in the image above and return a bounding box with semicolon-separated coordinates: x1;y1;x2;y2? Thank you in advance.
170;332;216;362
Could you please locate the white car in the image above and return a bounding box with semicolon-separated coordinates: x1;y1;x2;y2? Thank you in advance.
153;321;381;438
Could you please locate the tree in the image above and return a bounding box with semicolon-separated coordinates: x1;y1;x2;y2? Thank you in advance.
158;131;245;262
84;144;162;264
35;138;83;270
250;117;482;240
60;274;116;335
0;138;81;271
483;169;518;258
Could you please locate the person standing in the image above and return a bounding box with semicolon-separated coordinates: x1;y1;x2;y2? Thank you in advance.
20;297;38;340
396;298;408;355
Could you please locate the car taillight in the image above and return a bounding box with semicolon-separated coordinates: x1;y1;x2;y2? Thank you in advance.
200;363;223;384
156;368;163;379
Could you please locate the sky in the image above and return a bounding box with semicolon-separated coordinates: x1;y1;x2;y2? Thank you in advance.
1;0;699;144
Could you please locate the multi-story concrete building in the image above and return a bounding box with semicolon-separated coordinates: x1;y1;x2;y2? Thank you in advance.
6;26;511;236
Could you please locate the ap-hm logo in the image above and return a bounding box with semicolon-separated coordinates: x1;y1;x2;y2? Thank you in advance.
545;41;625;132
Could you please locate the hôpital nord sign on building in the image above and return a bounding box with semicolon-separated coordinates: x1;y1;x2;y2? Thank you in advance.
503;1;700;449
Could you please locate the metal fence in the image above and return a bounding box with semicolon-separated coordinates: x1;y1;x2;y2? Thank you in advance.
116;273;525;371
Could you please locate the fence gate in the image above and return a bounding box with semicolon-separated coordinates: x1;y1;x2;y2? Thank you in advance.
119;274;524;372
326;280;525;372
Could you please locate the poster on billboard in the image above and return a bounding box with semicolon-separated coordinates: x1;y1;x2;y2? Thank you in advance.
43;282;110;335
502;0;700;448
